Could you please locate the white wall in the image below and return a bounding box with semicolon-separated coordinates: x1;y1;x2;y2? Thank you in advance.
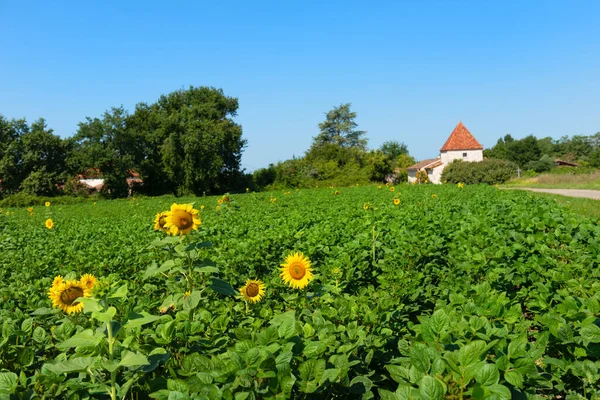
440;149;483;164
408;170;417;183
428;164;445;184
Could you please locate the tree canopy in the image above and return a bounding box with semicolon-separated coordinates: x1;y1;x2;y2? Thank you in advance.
312;103;367;150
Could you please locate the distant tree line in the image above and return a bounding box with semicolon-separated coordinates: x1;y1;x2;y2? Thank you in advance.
253;103;415;188
0;86;248;198
485;132;600;172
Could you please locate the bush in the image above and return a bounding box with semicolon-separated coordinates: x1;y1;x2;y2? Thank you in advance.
0;193;89;208
525;155;555;173
442;159;517;185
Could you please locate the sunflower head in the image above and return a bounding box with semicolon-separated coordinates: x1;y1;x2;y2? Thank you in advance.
45;201;50;207
27;207;33;212
240;279;266;303
221;195;230;203
457;183;464;189
390;187;395;192
217;199;224;205
393;198;400;205
164;203;201;236
432;194;437;199
385;182;390;187
48;280;91;315
45;219;54;229
363;202;372;211
153;211;170;234
79;274;98;290
216;205;221;211
280;252;314;289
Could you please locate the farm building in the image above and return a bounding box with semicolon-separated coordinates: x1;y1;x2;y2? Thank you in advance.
407;122;483;184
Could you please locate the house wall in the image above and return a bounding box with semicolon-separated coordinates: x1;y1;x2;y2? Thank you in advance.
428;164;445;184
407;170;417;183
440;149;483;164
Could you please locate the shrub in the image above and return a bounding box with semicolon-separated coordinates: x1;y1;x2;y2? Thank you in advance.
442;159;517;185
525;155;555;173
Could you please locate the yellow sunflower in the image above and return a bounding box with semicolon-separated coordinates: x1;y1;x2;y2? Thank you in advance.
163;203;201;236
45;219;54;229
457;182;465;189
222;195;230;203
385;182;390;187
216;205;221;211
390;187;395;192
52;275;64;288
48;279;91;314
280;252;314;289
240;279;266;303
217;199;224;205
79;274;98;290
393;198;400;205
45;201;50;207
153;211;170;234
27;207;33;212
432;194;437;199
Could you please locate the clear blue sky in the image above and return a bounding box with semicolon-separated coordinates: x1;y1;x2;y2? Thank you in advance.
1;1;599;171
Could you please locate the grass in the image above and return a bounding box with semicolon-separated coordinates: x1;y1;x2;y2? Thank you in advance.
529;192;600;220
503;170;600;189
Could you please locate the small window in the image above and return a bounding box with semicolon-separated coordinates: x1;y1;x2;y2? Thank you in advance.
462;152;467;157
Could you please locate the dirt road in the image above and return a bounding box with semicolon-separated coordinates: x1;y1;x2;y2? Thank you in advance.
512;188;600;200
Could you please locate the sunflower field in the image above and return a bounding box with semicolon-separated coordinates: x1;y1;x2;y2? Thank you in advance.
1;185;600;399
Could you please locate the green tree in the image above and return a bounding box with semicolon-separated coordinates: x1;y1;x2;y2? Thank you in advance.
312;103;367;150
380;140;409;159
507;135;541;167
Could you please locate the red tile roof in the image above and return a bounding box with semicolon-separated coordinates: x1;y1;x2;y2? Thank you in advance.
440;122;483;152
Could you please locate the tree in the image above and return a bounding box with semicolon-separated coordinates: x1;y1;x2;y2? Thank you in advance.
71;107;136;198
312;103;367;150
380;140;409;159
506;135;541;167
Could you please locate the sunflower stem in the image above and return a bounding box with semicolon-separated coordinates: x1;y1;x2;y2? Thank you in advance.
245;300;250;315
106;321;117;400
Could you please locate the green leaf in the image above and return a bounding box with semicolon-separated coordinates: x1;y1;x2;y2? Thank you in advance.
418;376;445;400
318;368;340;385
57;329;101;350
45;357;97;374
119;351;150;368
410;345;430;373
78;297;103;313
580;324;600;343
210;278;237;296
476;364;499;386
92;306;117;323
504;370;524;388
109;283;128;299
123;312;161;329
430;309;450;334
194;266;219;274
487;383;512;399
0;372;18;394
32;326;47;343
278;317;296;339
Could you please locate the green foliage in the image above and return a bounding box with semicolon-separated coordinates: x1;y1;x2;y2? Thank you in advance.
525;154;556;173
380;140;409;159
2;186;600;398
312;103;367;150
442;159;518;184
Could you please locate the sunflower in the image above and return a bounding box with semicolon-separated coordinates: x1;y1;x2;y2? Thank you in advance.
52;275;65;288
216;205;221;211
45;201;50;207
79;274;98;290
390;187;395;192
153;211;170;234
48;279;91;314
45;219;54;229
217;199;223;205
393;198;400;205
280;252;314;289
385;182;390;187
432;194;437;199
240;279;266;303
222;195;230;203
163;203;201;236
457;182;465;189
363;202;372;211
27;207;33;212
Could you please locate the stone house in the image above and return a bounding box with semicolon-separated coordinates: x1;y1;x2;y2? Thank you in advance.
407;122;483;184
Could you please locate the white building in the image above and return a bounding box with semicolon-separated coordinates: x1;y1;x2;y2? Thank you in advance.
407;122;483;184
